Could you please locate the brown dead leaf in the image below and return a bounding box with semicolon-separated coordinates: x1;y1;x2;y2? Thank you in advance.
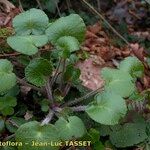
24;111;33;121
76;56;104;90
130;43;144;61
87;22;102;35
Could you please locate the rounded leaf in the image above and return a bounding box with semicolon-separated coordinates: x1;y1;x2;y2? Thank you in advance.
0;96;17;116
13;8;49;35
7;35;48;55
119;56;144;78
110;123;147;147
46;14;86;44
86;92;127;125
55;116;86;140
25;58;53;87
56;36;80;52
101;68;135;97
0;59;16;93
15;121;59;150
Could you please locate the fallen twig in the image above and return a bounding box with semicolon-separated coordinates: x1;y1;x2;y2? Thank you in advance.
81;0;130;46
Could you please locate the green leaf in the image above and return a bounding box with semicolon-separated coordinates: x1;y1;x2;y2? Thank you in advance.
0;118;5;133
93;141;105;150
5;117;27;133
15;121;59;150
87;128;100;143
64;65;80;82
7;35;48;55
25;58;53;87
13;8;49;35
44;0;60;13
0;59;16;93
101;68;135;97
2;146;18;150
119;56;144;78
46;14;86;44
55;116;86;140
0;96;17;116
56;36;80;52
145;0;150;5
5;85;20;97
40;99;50;112
86;91;127;125
110;123;147;147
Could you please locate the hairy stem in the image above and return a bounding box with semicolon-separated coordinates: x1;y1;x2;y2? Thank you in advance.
70;105;87;112
63;85;104;107
63;82;71;97
36;0;43;10
41;110;54;126
59;58;66;90
50;58;62;86
17;77;42;93
3;134;15;141
45;79;54;102
55;0;61;17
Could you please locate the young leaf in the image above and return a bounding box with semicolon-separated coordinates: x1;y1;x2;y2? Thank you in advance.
15;121;59;150
13;8;49;35
7;35;48;55
119;56;144;78
25;58;53;87
110;123;147;147
56;36;80;52
101;68;135;97
46;14;86;44
0;96;17;116
64;65;80;83
86;91;127;125
55;116;86;140
86;128;100;143
0;59;16;93
40;99;50;112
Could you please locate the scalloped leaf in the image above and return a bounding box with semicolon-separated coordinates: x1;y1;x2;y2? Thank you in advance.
56;36;80;52
0;59;16;93
15;121;59;150
119;56;144;78
55;116;86;140
0;96;17;116
110;123;147;147
7;35;48;55
101;68;135;97
13;8;49;35
46;14;86;44
25;58;53;87
86;91;127;125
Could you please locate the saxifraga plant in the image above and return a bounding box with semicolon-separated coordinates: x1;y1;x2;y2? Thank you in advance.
0;8;148;150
